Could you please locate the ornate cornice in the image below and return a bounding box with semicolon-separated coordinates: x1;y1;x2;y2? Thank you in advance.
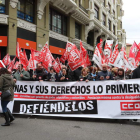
17;19;36;32
0;14;9;24
37;0;50;20
49;30;68;42
10;0;18;9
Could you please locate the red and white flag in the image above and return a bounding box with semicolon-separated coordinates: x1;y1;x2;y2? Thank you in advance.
68;44;83;71
2;54;11;66
16;43;28;68
56;57;62;70
103;40;113;64
135;43;140;67
0;60;6;68
120;47;135;70
128;41;139;67
31;49;43;63
108;43;123;68
16;42;21;58
42;48;53;71
28;54;36;70
80;41;91;67
92;46;103;70
97;39;103;56
13;61;19;70
60;41;74;63
7;57;16;71
52;60;61;73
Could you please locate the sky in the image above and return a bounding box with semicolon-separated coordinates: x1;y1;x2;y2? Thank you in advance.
122;0;140;45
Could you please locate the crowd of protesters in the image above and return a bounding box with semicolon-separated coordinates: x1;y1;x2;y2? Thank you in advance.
9;62;139;82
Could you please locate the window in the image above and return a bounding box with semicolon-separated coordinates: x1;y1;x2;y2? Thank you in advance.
87;31;94;46
113;25;115;35
108;3;111;14
120;21;122;29
0;0;5;14
103;0;105;7
120;9;122;16
113;10;115;19
94;5;99;19
75;22;81;39
87;50;93;60
108;19;111;31
17;0;34;23
102;13;106;26
49;9;67;36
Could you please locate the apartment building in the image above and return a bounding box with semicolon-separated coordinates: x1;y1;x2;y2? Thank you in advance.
0;0;126;60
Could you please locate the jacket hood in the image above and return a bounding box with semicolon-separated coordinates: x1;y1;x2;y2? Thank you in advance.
1;74;12;80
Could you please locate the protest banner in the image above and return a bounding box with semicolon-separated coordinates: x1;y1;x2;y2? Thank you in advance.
1;80;140;119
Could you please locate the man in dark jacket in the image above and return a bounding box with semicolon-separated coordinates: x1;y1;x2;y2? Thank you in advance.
97;64;113;81
32;63;48;81
71;67;83;81
132;65;140;79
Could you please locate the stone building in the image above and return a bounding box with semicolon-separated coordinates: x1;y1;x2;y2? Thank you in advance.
0;0;126;60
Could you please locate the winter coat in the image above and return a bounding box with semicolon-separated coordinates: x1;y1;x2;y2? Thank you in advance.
79;74;92;81
48;72;56;82
0;74;15;101
114;75;129;80
59;74;72;82
132;66;140;79
33;69;48;81
97;70;113;81
71;67;83;81
13;69;30;81
90;73;97;81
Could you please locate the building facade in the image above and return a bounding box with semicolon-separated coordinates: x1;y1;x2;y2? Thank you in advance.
0;0;126;60
126;43;132;57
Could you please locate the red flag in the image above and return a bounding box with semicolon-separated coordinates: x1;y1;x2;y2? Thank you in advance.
103;40;113;64
128;41;139;67
56;57;62;69
16;43;28;67
60;49;67;64
68;44;83;71
28;54;35;70
52;60;61;73
0;60;6;68
42;48;54;71
60;41;73;63
7;57;16;71
31;49;43;63
16;42;21;58
13;61;19;70
2;54;11;66
135;43;140;66
80;41;91;67
97;39;103;55
129;41;139;59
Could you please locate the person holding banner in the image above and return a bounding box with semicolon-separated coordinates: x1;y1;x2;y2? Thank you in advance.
90;66;97;81
13;64;30;81
97;64;113;81
48;67;57;82
0;68;15;126
32;63;48;81
79;67;91;82
114;68;129;80
59;68;71;82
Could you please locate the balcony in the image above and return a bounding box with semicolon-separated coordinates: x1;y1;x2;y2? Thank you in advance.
79;4;88;14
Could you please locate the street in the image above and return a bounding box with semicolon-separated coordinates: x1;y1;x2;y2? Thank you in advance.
0;116;140;140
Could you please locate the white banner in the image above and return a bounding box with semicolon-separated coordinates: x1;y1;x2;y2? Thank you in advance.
1;80;140;119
